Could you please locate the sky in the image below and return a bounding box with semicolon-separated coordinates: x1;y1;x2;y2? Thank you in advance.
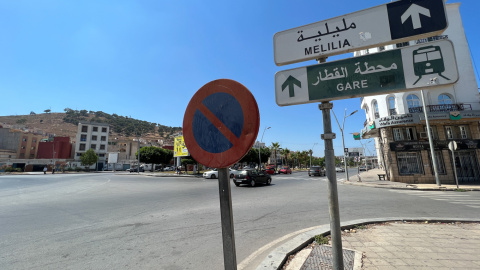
1;0;479;158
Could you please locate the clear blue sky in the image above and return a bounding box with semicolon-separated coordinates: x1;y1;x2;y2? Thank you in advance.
1;0;478;157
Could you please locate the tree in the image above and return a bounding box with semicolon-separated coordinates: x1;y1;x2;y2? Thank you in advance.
44;109;51;114
270;142;280;168
16;118;27;124
136;146;173;171
80;149;98;171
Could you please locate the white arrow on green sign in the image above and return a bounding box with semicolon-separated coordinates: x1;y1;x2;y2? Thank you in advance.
275;40;458;107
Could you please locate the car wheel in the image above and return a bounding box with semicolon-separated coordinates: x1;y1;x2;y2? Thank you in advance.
234;182;240;187
211;174;216;179
250;180;255;187
266;178;271;185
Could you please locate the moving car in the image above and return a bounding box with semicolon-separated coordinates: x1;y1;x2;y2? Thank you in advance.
308;166;325;176
279;166;292;174
265;165;276;175
359;166;367;171
232;169;272;187
203;168;238;179
335;167;345;172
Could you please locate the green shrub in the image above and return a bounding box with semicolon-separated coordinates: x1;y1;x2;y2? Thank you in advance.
314;235;329;245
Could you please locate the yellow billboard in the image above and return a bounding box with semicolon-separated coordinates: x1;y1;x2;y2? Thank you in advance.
174;136;189;157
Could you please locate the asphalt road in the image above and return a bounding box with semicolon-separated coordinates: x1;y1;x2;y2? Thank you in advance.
0;171;478;270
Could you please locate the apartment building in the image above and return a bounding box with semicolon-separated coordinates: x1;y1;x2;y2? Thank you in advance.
360;3;480;184
74;122;110;169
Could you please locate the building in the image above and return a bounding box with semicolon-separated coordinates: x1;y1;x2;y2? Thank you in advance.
73;122;110;169
360;3;480;184
37;137;73;159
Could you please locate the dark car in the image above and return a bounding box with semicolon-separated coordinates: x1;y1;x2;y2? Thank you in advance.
129;166;144;172
308;166;325;176
233;169;272;187
279;166;292;174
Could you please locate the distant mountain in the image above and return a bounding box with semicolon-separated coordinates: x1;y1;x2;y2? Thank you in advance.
0;110;182;143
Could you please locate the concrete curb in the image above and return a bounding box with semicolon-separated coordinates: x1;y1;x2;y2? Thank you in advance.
255;217;480;270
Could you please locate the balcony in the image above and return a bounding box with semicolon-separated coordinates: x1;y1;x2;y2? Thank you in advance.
408;103;472;113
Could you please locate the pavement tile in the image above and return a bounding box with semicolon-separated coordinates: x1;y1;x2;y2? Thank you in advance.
384;258;409;266
368;258;391;266
374;252;397;259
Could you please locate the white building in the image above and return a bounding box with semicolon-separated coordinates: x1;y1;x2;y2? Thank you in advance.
73;122;110;169
360;3;480;184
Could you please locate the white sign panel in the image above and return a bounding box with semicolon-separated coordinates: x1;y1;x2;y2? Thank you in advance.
274;0;447;66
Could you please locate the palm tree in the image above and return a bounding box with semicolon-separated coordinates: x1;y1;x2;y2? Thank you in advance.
308;149;313;168
290;151;299;169
270;142;280;169
283;148;291;167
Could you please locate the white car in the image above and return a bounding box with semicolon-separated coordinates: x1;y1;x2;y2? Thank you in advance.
335;167;345;172
203;168;238;179
203;169;218;179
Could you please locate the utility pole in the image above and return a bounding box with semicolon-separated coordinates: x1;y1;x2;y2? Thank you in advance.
421;89;441;186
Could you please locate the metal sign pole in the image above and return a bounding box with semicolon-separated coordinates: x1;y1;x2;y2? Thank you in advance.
421;89;441;186
218;167;237;270
319;101;344;270
449;141;459;189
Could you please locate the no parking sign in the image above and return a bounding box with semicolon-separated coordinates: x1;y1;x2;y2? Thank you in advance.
183;79;260;168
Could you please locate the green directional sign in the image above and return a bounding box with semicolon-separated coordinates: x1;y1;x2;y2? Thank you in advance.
275;40;458;106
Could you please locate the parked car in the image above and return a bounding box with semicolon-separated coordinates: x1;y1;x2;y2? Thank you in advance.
335;166;345;172
308;166;325;176
232;169;272;187
129;166;144;173
359;166;367;171
279;166;292;174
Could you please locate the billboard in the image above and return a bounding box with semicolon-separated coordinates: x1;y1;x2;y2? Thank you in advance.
174;136;189;157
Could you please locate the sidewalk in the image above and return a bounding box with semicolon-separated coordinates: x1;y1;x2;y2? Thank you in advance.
256;218;480;270
342;168;480;191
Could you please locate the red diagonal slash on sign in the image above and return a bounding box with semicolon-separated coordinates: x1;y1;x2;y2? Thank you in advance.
197;103;241;147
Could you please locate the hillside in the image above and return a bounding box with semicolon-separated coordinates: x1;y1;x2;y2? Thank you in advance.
0;110;182;144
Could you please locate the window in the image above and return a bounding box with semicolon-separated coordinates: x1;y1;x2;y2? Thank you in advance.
373;101;379;119
393;127;417;141
460;126;468;139
92;135;97;141
30;154;35;158
445;126;470;140
388;96;396;115
406;94;420;108
91;144;97;149
102;127;107;132
438;94;452;105
76;153;82;157
81;126;88;132
423;126;438;140
100;145;106;150
80;134;87;142
31;146;35;150
446;126;453;139
19;153;25;158
101;136;106;141
99;154;105;157
93;127;98;132
397;152;424;175
79;144;86;151
428;151;446;175
22;138;27;142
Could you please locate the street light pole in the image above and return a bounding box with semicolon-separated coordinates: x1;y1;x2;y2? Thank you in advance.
258;126;271;170
332;109;357;181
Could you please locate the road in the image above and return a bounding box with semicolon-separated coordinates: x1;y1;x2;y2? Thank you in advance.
0;171;478;270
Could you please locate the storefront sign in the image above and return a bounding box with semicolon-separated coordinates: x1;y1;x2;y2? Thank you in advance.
390;139;480;151
375;114;419;128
